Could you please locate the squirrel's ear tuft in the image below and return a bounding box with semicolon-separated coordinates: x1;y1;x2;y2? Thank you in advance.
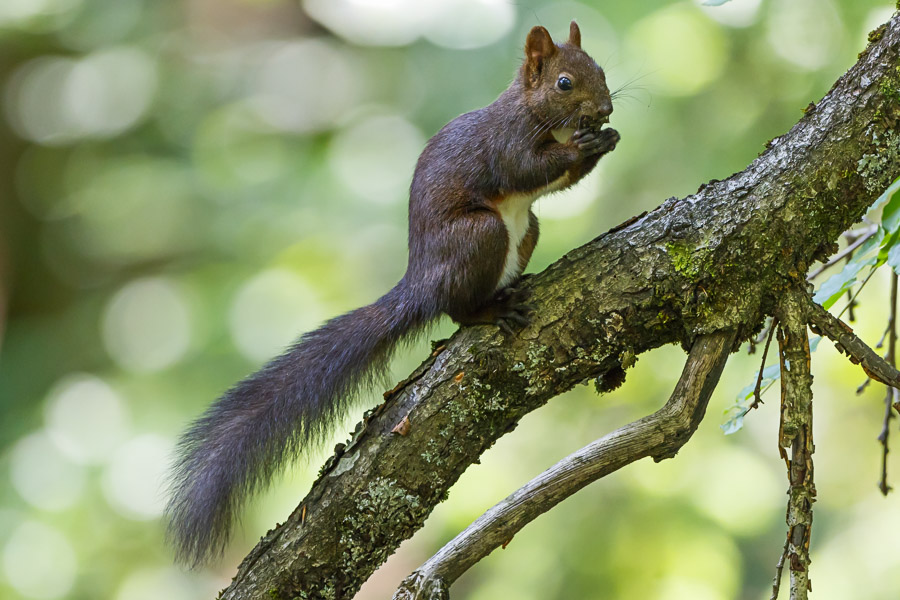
568;21;581;48
524;26;556;84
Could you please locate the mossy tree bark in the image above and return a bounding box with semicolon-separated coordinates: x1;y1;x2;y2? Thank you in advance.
220;14;900;600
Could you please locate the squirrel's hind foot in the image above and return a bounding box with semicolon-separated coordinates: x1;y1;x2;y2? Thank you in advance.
455;285;535;334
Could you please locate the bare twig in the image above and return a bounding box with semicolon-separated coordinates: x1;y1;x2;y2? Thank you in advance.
749;317;775;354
776;290;816;600
878;273;897;495
857;377;872;395
858;292;893;393
846;260;858;323
807;225;878;281
876;321;890;349
837;267;877;321
857;316;892;393
770;534;790;600
393;331;736;600
751;317;779;410
776;325;790;468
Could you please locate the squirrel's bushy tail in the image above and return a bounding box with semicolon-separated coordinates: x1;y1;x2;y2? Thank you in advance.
165;281;433;567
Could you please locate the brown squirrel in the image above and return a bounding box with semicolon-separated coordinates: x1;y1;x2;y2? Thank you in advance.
166;21;619;566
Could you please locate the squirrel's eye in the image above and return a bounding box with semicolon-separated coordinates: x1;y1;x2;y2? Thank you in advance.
557;76;573;91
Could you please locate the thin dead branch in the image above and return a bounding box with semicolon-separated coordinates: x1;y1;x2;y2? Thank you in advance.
878;273;898;495
770;534;790;600
807;299;900;392
751;317;779;410
807;226;879;281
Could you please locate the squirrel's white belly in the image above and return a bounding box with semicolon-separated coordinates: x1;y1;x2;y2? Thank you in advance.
495;171;571;290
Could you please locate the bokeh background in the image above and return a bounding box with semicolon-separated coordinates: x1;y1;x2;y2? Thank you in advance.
1;0;899;598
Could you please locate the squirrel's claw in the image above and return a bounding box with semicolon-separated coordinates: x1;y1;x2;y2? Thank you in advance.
496;318;516;335
495;310;530;335
574;127;620;157
493;287;535;334
495;285;532;304
453;285;534;332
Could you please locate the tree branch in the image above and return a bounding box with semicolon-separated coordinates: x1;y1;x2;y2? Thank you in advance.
773;289;816;600
393;330;734;600
807;297;900;395
221;15;900;600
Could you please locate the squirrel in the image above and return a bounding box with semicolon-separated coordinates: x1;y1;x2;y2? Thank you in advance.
166;21;620;567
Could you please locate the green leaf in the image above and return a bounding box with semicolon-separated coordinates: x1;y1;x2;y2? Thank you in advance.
721;408;749;435
852;226;885;259
813;261;873;309
722;363;780;435
888;243;900;275
809;335;821;352
813;228;883;308
878;177;900;233
876;228;896;268
734;364;781;403
722;337;819;435
812;176;900;308
866;176;900;222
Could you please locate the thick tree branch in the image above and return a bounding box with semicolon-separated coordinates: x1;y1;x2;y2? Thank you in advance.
393;330;734;600
222;15;900;600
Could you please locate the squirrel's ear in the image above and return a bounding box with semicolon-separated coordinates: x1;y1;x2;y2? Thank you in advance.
524;26;556;84
568;21;581;48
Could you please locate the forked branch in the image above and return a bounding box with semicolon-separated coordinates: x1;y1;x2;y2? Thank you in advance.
394;330;735;600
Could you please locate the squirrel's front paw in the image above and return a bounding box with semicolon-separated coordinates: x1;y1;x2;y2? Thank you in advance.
573;127;620;157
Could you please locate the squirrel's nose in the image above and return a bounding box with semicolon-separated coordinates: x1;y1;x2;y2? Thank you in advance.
584;99;613;119
598;99;613;117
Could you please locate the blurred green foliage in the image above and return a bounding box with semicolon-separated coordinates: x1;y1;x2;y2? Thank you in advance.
0;1;899;599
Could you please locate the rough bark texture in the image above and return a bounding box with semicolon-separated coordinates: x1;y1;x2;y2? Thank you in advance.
221;16;900;600
393;330;735;600
808;299;900;388
776;291;816;599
